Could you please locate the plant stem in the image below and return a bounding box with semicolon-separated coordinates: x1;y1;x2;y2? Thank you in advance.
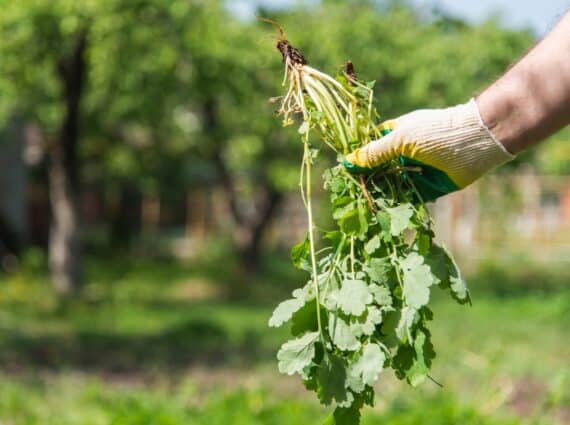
350;236;355;278
323;234;346;285
304;140;323;340
360;174;375;211
390;243;404;291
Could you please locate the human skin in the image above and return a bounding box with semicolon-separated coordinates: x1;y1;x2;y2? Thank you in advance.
344;11;570;200
477;11;570;154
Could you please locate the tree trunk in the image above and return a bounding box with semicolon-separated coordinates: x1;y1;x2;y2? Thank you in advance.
109;186;141;251
201;98;283;273
0;117;27;262
48;30;87;296
237;189;282;273
0;213;22;263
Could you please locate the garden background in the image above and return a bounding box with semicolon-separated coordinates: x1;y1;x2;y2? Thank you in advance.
0;1;568;424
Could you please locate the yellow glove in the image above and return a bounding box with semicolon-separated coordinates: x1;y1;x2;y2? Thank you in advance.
345;99;514;200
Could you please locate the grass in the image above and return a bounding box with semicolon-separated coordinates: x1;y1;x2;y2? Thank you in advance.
0;248;568;424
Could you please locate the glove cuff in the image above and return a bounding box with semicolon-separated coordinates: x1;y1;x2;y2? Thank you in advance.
413;99;515;188
468;97;514;157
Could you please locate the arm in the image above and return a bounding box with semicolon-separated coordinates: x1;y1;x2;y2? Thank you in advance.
478;11;570;154
345;11;570;201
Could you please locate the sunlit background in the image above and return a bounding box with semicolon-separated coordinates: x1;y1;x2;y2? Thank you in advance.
0;1;568;424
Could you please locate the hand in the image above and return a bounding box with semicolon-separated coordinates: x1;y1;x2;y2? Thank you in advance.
344;99;514;201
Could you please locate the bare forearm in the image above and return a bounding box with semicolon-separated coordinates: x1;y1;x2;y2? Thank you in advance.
477;11;570;154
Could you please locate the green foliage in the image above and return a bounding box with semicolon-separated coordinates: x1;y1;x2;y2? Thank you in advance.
0;378;535;425
0;0;537;251
267;32;478;423
0;252;568;424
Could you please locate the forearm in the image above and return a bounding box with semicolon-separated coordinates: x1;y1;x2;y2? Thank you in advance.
477;11;570;154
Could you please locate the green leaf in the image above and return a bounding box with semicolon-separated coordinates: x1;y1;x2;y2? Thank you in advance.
418;231;431;255
269;298;306;327
407;328;436;387
357;201;369;236
336;390;355;409
324;230;343;246
356;306;383;336
364;257;391;283
400;252;436;309
392;344;414;382
386;204;414;236
338;209;360;235
323;405;361;425
424;243;449;284
450;275;469;302
327;176;347;195
445;247;470;303
292;282;314;300
380;310;400;348
334;199;368;236
392;328;436;387
291;301;322;336
332;198;355;220
291;235;311;271
340;208;368;235
349;343;386;388
322;283;341;311
337;280;372;316
376;211;392;242
395;306;417;343
328;314;361;351
429;243;470;304
277;332;319;375
368;284;392;306
364;235;380;254
317;355;349;405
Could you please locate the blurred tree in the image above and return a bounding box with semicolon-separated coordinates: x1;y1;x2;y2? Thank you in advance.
0;0;198;294
181;3;300;272
0;0;537;288
0;119;27;263
0;1;91;294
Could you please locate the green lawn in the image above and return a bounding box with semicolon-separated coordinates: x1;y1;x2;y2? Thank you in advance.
0;252;568;425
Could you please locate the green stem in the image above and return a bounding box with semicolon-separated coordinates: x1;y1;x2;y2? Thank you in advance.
304;140;323;340
404;171;434;229
350;236;355;278
384;175;396;201
390;243;404;291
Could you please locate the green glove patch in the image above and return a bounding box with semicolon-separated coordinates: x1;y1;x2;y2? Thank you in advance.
399;157;460;202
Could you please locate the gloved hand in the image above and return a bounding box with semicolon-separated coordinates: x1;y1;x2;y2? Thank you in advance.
344;99;514;201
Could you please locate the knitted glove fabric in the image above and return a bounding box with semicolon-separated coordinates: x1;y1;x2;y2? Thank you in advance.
345;99;514;201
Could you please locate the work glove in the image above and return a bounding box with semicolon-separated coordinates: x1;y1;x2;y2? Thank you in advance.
344;99;514;201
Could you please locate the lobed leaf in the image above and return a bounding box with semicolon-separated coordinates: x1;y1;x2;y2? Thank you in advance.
291;235;311;271
348;343;386;389
400;252;436;309
277;331;319;375
317;355;349;405
329;314;361;351
386;204;413;236
337;279;372;316
269;298;306;327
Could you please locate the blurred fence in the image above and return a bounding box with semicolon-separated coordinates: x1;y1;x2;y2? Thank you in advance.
181;167;570;262
432;169;570;261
